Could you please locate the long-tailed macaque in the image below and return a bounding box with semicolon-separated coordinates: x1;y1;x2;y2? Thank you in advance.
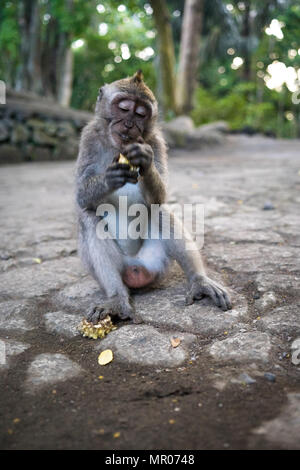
76;71;231;323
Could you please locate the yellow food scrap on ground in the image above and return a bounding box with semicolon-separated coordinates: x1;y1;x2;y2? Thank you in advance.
96;429;105;435
78;316;116;340
113;431;121;438
33;258;42;264
98;349;113;365
13;418;20;424
170;337;181;348
169;419;175;424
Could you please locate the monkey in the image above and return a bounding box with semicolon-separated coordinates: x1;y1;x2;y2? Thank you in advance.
75;71;231;323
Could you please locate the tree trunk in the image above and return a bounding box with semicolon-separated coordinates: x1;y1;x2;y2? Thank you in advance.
150;0;177;117
176;0;204;114
16;0;31;91
27;0;43;94
56;0;74;106
16;0;42;93
241;0;251;81
41;16;59;99
57;34;74;107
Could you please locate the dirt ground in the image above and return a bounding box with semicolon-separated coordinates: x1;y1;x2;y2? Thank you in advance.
0;135;299;450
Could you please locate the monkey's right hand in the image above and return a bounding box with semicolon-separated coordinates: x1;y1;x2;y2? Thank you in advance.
185;274;232;311
105;162;138;191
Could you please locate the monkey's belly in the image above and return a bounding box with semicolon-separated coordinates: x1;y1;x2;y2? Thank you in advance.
109;182;145;206
107;182;147;256
117;236;143;256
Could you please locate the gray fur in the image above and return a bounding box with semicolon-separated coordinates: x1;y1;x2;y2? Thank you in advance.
75;78;231;322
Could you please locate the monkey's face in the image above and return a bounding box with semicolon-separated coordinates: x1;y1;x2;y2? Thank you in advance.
109;94;152;148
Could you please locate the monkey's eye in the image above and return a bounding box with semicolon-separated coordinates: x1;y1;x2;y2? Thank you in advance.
135;106;147;117
118;100;132;112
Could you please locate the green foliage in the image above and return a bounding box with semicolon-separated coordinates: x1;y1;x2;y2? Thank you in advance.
0;1;20;84
191;82;298;138
47;0;95;38
0;0;299;138
192;0;300;138
71;2;157;110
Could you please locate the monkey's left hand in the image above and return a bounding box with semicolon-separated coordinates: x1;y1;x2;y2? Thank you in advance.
123;139;154;176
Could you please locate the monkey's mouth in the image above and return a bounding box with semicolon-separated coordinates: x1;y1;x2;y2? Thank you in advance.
117;132;133;142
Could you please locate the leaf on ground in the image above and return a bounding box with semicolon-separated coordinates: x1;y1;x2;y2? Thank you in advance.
170;337;181;348
98;349;113;365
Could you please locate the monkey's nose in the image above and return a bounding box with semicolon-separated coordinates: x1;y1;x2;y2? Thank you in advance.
124;120;133;129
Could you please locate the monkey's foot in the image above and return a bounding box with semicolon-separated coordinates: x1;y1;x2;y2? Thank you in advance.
122;265;156;289
86;296;133;324
185;274;232;311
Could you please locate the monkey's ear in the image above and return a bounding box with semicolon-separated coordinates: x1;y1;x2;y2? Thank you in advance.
132;70;143;83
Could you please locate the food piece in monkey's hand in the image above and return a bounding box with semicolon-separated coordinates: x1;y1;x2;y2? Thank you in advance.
118;153;138;173
78;315;117;340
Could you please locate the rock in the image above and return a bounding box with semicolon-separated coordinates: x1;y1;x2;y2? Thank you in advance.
0;121;9;142
55;278;102;312
262;202;275;210
291;338;300;365
95;324;196;367
135;289;248;336
11;123;30;144
291;338;300;350
0;144;23;163
207;243;299;274
209;332;272;363
26;353;83;390
27;118;46;130
251;393;300;449
264;372;276;382
161;117;193;148
197;121;229;134
28;239;77;261
43;120;58;136
191;128;224;147
24;144;53;161
53;138;78;160
163;116;195;133
0;339;30;369
254;291;277;312
0;300;34;331
32;128;57;146
238;372;256;384
161;116;225;149
257;305;300;336
0;257;83;299
256;274;299;295
44;311;81;338
56;121;76;138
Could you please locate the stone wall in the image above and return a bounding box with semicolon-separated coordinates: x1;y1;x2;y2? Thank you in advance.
0;90;93;164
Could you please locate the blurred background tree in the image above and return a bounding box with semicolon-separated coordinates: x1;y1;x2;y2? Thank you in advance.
0;0;299;136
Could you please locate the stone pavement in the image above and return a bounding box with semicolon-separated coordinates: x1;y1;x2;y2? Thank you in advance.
0;135;300;449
